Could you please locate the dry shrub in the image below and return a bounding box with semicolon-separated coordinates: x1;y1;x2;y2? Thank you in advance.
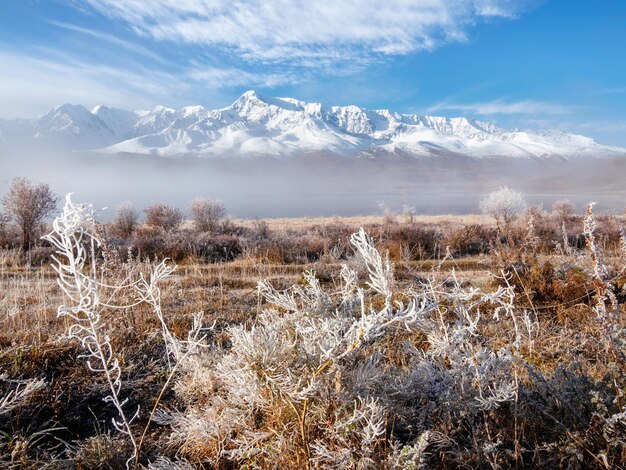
521;205;560;253
551;198;577;223
504;258;594;308
193;233;241;262
144;204;183;232
371;223;442;261
594;213;622;249
189;198;226;233
132;226;168;260
250;233;326;263
110;202;140;239
131;228;242;263
20;246;55;266
443;224;496;256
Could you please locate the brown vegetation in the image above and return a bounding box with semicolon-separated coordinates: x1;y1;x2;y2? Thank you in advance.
0;197;624;469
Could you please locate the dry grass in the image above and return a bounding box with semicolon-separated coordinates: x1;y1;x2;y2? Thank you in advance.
0;209;624;469
232;213;495;231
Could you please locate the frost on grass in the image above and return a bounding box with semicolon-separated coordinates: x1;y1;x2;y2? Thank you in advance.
0;376;45;416
42;197;625;468
43;195;207;468
157;228;523;468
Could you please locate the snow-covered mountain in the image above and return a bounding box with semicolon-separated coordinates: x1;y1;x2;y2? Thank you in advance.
1;90;624;159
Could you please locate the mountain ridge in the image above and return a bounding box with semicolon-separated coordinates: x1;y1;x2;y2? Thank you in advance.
1;90;624;159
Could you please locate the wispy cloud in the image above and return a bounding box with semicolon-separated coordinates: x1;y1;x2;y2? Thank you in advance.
47;20;168;64
0;43;299;119
428;99;576;115
0;47;178;118
77;0;536;67
574;120;626;133
187;67;298;88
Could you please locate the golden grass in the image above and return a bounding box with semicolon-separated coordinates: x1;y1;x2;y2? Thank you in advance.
231;213;496;231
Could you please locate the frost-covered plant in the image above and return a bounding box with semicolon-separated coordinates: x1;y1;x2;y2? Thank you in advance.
43;194;203;469
157;228;526;468
583;203;624;365
42;195;141;468
480;186;526;232
0;376;45;416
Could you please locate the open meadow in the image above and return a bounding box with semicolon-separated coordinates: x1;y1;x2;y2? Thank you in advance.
0;195;624;469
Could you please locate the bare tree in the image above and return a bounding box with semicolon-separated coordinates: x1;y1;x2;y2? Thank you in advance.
479;186;526;232
189;198;226;233
111;202;140;239
402;204;416;224
2;177;58;250
144;204;182;232
0;212;9;246
552;199;575;223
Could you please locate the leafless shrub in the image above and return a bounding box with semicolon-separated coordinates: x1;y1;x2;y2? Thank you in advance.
145;204;183;232
552;198;576;222
111;202;140;239
191;233;241;262
1;177;59;250
443;224;496;256
251;218;271;239
402;203;416;224
189;198;226;233
375;223;442;261
594;212;622;249
521;205;558;253
0;212;10;246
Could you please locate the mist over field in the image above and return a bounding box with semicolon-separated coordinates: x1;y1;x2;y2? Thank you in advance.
2;149;626;218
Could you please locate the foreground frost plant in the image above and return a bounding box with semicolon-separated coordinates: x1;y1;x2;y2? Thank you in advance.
156;228;525;468
43;195;206;468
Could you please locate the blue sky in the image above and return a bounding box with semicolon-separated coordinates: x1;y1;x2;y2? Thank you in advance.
1;0;625;145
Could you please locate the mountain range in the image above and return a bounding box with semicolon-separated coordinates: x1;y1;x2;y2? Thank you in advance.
1;90;624;159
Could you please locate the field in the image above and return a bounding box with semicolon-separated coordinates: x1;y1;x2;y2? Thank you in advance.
0;203;625;469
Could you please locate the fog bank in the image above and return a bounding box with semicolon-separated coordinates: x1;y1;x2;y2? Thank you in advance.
1;150;625;219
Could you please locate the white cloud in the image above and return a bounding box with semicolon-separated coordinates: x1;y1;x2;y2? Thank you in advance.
187;67;298;88
0;47;269;118
429;99;576;115
574;120;626;133
77;0;535;65
47;20;168;64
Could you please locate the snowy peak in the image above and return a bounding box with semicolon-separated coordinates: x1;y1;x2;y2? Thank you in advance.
31;104;118;148
91;105;139;140
1;91;624;159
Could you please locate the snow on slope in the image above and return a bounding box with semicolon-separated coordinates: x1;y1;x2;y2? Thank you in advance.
1;90;624;159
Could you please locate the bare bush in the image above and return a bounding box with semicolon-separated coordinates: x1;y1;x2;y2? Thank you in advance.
552;198;576;222
443;224;496;255
189;198;226;233
145;204;183;232
2;177;59;250
111;202;140;239
402;203;416;224
0;212;10;246
480;186;526;232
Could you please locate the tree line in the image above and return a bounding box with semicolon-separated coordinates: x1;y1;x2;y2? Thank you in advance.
0;177;226;251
